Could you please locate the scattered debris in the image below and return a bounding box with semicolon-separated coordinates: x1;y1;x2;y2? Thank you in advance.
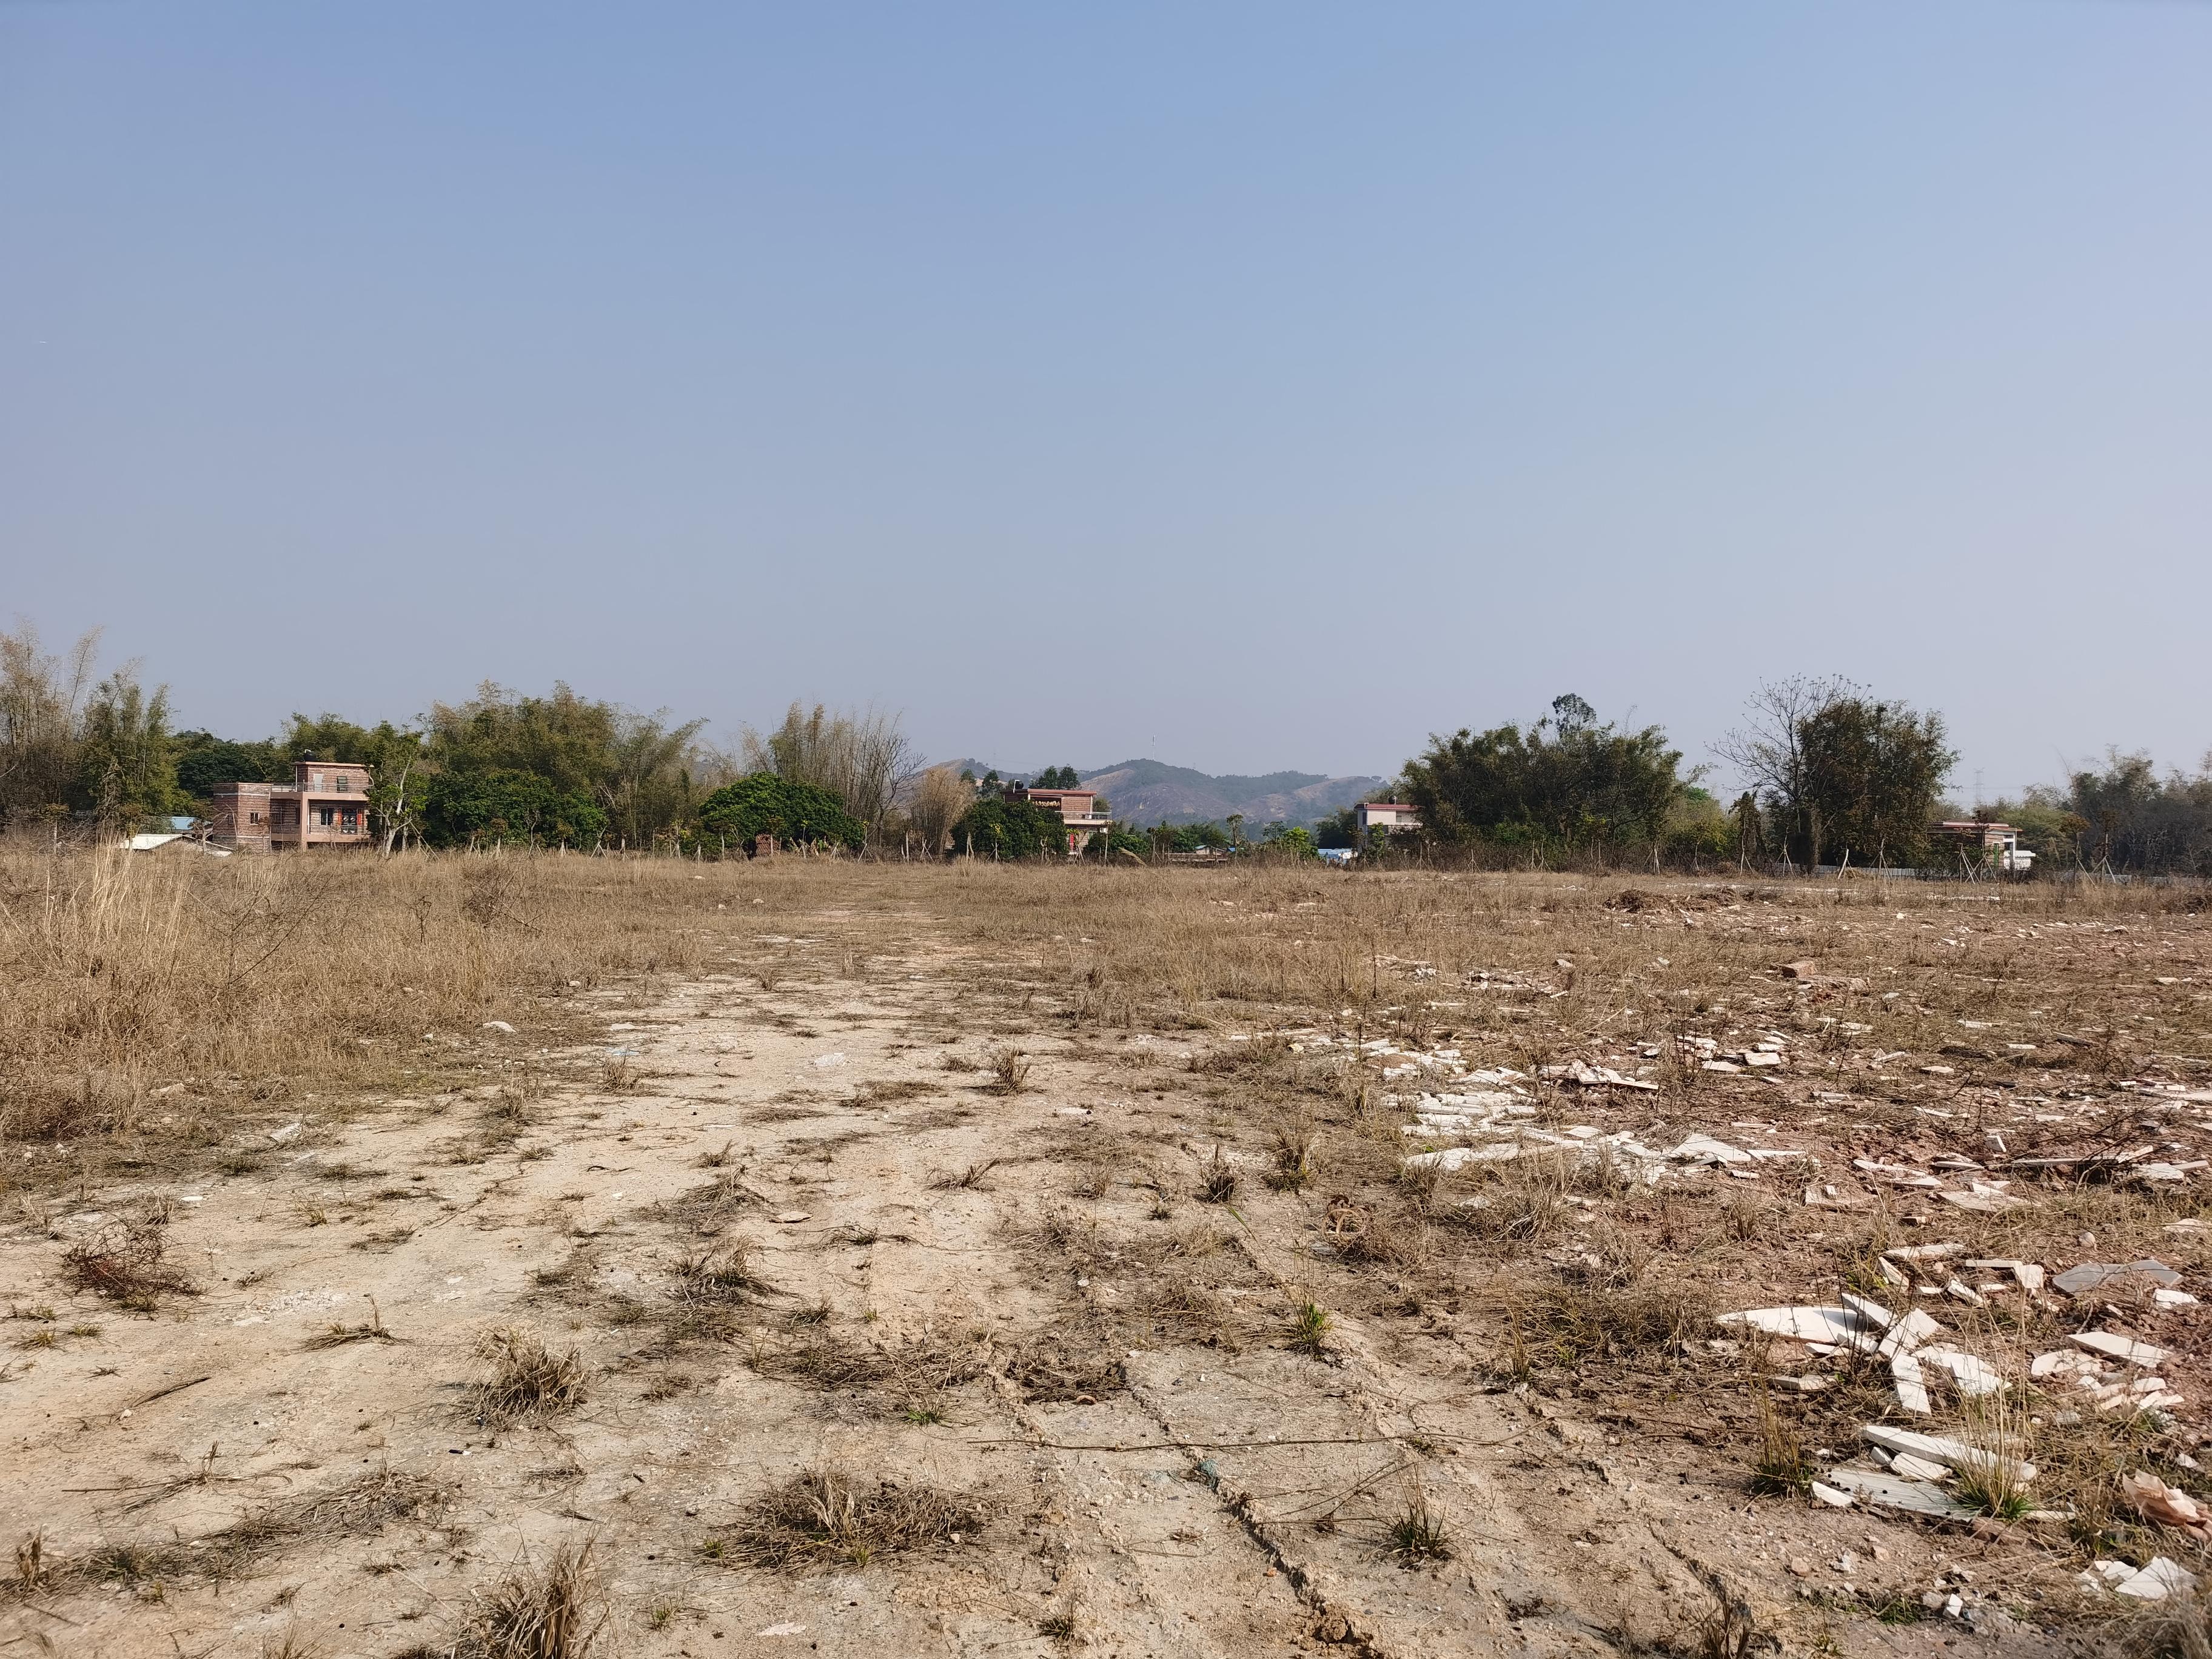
1817;1467;1974;1520
2110;1557;2199;1601
2070;1331;2170;1368
2120;1470;2208;1536
1862;1424;2035;1486
2051;1259;2182;1296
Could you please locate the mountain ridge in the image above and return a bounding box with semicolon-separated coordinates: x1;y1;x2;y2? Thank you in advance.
934;757;1387;829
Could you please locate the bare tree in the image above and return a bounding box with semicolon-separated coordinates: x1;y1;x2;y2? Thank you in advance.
907;764;973;856
742;703;917;844
1718;677;1852;868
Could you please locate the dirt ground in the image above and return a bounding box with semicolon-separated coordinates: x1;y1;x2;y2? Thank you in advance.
4;860;2208;1657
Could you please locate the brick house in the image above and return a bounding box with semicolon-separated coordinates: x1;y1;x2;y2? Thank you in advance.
1007;785;1113;854
208;761;376;851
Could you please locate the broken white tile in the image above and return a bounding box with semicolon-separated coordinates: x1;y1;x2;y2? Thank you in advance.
1885;1242;1966;1262
1891;1352;1931;1415
1853;1159;1940;1188
1670;1134;1753;1165
2114;1557;2199;1601
1818;1467;1974;1518
1720;1306;1881;1348
1840;1291;1894;1329
1888;1452;1949;1481
1403;1144;1519;1173
1877;1309;1944;1358
2071;1331;2171;1368
1861;1425;2036;1484
1919;1347;2004;1397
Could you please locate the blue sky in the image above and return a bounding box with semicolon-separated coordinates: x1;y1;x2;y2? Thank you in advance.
4;2;2208;797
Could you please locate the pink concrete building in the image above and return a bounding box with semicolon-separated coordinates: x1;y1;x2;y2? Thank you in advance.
1008;785;1113;854
209;761;375;851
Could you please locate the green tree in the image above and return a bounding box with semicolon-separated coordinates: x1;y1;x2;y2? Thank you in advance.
951;796;1068;859
0;621;98;831
1724;680;1953;867
694;773;865;853
2016;751;2212;874
173;732;286;803
419;767;607;848
73;670;179;830
1312;805;1360;850
417;683;706;850
1400;694;1685;852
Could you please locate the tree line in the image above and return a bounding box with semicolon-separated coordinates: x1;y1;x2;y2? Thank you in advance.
6;619;2208;873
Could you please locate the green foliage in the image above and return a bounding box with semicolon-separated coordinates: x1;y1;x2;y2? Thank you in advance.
951;796;1068;859
1999;751;2212;874
1148;820;1232;854
1792;697;1953;866
1033;765;1081;788
1401;694;1685;853
1661;786;1734;861
1724;679;1954;869
73;672;180;830
695;773;864;853
419;766;607;848
173;732;286;802
1312;805;1359;850
1259;822;1316;858
420;683;705;850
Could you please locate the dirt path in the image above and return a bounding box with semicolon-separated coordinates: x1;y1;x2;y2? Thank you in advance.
1;914;2066;1657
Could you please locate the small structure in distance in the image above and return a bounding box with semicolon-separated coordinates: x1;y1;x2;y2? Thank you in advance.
1931;820;2034;874
1007;783;1113;855
1356;801;1421;835
209;761;375;851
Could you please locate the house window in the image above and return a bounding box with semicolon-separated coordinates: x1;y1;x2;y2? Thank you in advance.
318;806;335;827
340;808;360;833
249;811;262;825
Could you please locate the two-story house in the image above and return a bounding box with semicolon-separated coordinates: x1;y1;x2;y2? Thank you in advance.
1008;784;1113;854
209;761;376;851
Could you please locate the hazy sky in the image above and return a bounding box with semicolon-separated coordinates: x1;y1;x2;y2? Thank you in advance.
4;2;2208;799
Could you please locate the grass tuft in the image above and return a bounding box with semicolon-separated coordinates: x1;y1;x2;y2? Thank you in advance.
1198;1145;1238;1204
703;1465;987;1569
1387;1486;1451;1561
987;1047;1031;1094
61;1224;196;1310
448;1541;605;1659
469;1327;588;1426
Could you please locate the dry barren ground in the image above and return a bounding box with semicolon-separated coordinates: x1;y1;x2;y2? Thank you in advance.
4;854;2211;1657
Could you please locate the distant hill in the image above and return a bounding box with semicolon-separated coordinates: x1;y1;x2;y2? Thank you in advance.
928;757;1387;828
1080;760;1384;828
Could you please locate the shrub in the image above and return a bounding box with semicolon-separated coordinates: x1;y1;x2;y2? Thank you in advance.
420;768;607;848
950;797;1067;859
694;773;864;854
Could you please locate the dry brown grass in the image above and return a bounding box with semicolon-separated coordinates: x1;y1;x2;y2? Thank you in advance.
7;850;2208;1647
2;1467;451;1597
702;1464;988;1569
469;1327;589;1426
61;1222;196;1310
439;1541;606;1659
8;845;2199;1185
